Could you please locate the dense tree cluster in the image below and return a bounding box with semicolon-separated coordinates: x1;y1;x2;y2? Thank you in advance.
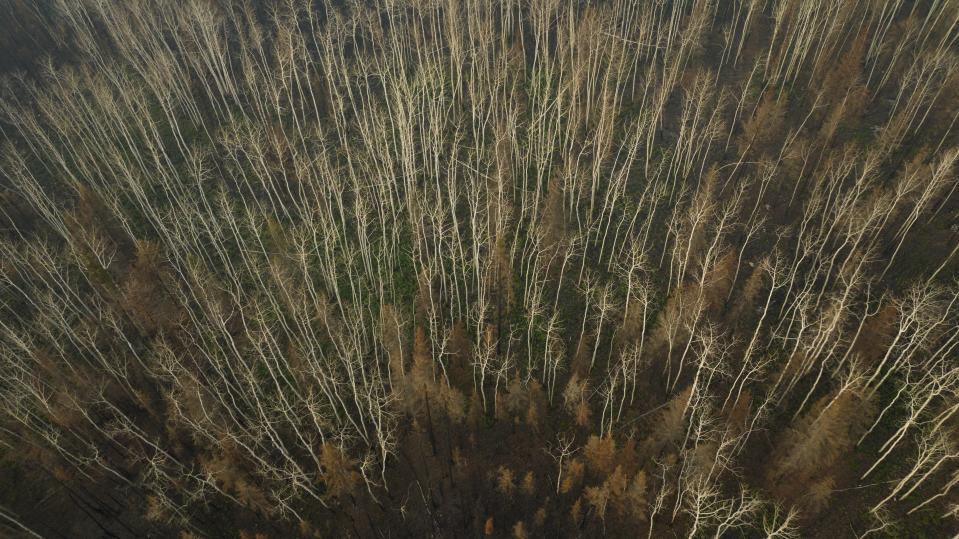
1;0;958;537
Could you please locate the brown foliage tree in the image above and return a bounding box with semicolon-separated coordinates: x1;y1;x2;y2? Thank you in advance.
740;91;786;156
320;443;360;501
